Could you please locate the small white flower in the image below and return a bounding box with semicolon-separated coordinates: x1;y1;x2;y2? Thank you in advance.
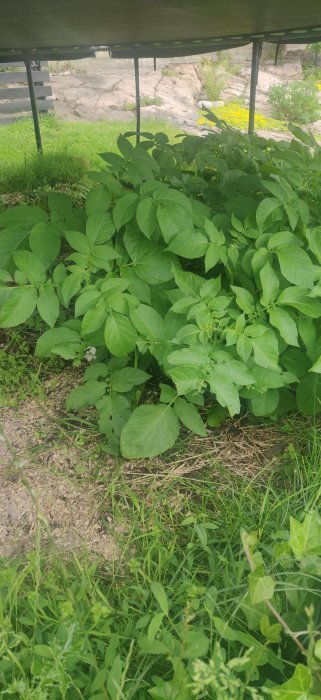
85;346;97;363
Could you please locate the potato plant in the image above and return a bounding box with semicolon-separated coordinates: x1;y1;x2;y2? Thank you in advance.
1;122;321;457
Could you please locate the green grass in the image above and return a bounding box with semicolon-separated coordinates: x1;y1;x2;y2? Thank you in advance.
0;114;179;194
1;428;321;697
1;332;321;697
1;336;321;695
0;329;64;407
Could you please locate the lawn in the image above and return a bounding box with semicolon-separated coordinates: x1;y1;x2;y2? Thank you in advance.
1;117;321;698
0;113;179;194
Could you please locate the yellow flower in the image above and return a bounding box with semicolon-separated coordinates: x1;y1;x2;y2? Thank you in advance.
198;102;287;132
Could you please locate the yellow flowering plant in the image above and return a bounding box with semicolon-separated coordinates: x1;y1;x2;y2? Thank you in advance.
198;102;287;132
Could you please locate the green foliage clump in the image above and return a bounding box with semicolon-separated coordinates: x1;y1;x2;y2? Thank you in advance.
161;66;177;77
0;331;44;406
197;57;226;101
124;96;163;111
1;504;321;697
3;122;321;456
304;42;321;73
268;80;321;124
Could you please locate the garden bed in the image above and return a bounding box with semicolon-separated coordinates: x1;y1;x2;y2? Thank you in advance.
1;121;321;698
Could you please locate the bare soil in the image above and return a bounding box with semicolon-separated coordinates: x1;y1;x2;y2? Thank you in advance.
0;375;119;560
0;372;289;559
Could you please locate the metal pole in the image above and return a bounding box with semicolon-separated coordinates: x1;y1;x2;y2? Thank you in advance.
153;57;156;71
274;42;281;66
25;59;43;154
134;57;140;145
248;40;260;136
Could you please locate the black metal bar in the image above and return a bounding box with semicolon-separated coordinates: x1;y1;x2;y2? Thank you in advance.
248;40;260;136
25;59;43;154
153;57;156;71
134;56;140;145
274;42;281;66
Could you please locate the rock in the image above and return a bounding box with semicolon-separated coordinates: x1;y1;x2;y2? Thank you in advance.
306;119;321;133
141;105;157;117
197;100;213;108
255;102;274;116
222;87;244;100
272;61;303;80
197;99;224;108
48;52;303;132
51;62;202;126
256;71;281;93
228;75;247;87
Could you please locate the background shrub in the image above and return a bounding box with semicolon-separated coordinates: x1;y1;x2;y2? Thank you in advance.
268;80;321;124
197;58;226;101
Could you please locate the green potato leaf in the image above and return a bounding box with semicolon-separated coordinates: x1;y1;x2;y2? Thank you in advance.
36;327;82;358
269;306;299;347
174;397;206;436
130;304;165;340
276;246;314;289
136;197;157;238
120;403;179;458
66;380;106;410
104;313;137;357
167;230;208;259
113;192;138;230
0;286;38;328
85;184;112;216
13;250;46;285
37;282;60;327
29;223;61;269
260;261;279;306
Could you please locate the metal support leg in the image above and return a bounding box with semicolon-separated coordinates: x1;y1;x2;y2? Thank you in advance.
25;59;43;154
248;40;260;136
274;42;281;66
153;57;156;71
134;57;140;145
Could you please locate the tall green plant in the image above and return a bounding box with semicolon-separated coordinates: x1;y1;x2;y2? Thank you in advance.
268;80;320;124
2;124;321;457
2;503;321;697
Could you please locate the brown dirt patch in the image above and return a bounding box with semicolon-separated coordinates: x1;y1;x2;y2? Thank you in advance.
0;371;290;558
0;374;118;560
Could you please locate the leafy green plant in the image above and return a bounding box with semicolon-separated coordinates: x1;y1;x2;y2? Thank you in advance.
268;80;321;124
0;331;45;406
124;96;163;112
124;101;137;112
307;42;321;68
3;124;321;457
197;58;226;102
161;67;177;77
